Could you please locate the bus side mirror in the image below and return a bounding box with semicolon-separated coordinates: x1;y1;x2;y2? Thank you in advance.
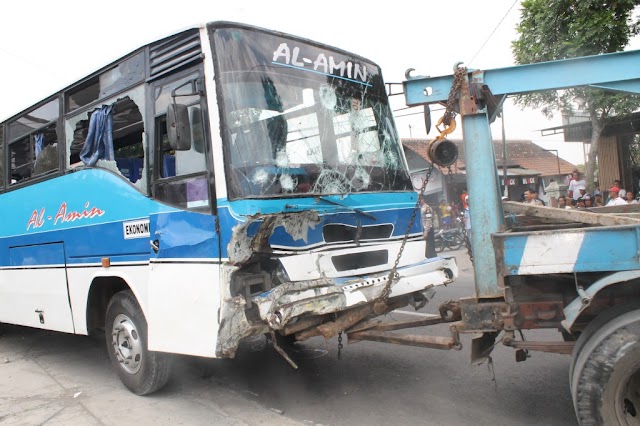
167;103;192;151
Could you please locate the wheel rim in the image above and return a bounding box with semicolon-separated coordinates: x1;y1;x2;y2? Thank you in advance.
616;361;640;425
111;313;143;374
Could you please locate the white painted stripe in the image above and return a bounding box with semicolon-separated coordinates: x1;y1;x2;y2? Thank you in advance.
518;231;585;274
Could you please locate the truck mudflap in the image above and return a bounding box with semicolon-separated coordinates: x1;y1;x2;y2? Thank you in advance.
253;256;458;330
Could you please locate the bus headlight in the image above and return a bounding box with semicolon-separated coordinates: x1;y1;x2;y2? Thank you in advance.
273;263;291;285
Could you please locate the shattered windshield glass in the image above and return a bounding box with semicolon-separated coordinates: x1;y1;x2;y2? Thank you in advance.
212;26;412;199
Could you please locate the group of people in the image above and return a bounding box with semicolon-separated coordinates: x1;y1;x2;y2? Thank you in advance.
562;170;638;208
534;170;639;209
420;190;472;258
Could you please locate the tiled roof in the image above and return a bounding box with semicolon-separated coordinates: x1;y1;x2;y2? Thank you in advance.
402;138;577;176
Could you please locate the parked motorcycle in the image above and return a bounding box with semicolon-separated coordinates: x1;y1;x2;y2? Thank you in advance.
434;228;464;252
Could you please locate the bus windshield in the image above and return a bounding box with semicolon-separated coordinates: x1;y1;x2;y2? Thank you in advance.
212;26;411;199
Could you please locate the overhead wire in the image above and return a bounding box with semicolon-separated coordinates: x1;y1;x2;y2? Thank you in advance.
467;0;519;66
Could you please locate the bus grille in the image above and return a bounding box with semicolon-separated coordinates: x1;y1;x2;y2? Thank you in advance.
323;224;393;243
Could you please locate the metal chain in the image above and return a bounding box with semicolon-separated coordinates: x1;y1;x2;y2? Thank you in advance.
378;66;467;302
442;65;467;126
378;164;434;302
337;332;343;360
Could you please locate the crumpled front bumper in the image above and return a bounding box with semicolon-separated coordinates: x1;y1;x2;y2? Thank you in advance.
252;255;458;330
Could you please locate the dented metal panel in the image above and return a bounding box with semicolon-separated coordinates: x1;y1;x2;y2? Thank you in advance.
214;200;458;357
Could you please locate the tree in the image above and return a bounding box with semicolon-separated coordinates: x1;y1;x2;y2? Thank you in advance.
512;0;640;190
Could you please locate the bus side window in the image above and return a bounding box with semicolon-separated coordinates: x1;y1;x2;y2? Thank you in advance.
33;125;59;176
0;128;4;189
9;125;59;185
66;87;148;193
10;136;32;184
153;73;208;210
155;75;206;179
112;97;144;184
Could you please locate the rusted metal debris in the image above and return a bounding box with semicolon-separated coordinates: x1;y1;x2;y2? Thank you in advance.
347;329;460;350
439;300;462;321
351;316;445;332
295;297;408;341
281;314;331;336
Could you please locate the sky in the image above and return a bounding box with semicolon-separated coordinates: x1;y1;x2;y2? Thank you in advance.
1;0;638;166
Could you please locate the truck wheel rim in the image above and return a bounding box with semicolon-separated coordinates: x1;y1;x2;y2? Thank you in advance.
111;314;143;374
616;361;640;425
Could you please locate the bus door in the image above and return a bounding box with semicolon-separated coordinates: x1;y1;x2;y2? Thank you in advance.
1;242;75;332
146;69;222;357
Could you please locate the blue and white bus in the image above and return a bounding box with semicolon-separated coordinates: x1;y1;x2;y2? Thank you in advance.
0;22;457;394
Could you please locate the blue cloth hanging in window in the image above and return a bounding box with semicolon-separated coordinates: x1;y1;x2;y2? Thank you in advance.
80;104;114;166
34;133;45;158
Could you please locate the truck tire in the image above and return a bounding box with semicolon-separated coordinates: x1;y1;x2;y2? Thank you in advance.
106;290;173;395
570;303;640;384
571;308;640;425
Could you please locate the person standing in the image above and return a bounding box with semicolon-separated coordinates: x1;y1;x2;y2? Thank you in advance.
606;179;622;204
439;199;452;229
594;194;605;206
460;190;469;210
606;187;628;206
544;179;560;207
524;188;544;206
568;170;586;201
463;195;472;245
421;196;436;258
626;191;638;204
558;195;571;209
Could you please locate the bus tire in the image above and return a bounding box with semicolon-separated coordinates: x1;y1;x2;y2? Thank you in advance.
570;303;640;384
105;290;173;395
571;308;640;425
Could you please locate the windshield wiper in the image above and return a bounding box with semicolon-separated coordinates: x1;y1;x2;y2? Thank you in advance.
315;196;377;220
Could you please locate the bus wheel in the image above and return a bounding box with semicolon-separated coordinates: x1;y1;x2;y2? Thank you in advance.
571;308;640;425
105;290;173;395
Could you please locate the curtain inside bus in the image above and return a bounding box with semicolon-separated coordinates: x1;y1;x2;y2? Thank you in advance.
80;104;114;166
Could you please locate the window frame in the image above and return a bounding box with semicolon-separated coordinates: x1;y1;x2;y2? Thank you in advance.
150;65;216;213
4;95;63;191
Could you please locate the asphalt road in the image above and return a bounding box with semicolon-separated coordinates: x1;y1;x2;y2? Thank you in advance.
0;248;578;425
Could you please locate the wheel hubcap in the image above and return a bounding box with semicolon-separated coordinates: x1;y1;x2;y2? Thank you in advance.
617;363;640;425
111;314;142;374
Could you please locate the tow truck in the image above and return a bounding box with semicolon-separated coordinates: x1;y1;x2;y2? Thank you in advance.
391;49;640;424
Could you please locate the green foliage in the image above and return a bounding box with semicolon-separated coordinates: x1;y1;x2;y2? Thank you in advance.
512;0;640;117
513;0;640;62
512;0;640;188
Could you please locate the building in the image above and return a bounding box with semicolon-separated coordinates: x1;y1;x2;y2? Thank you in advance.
542;111;640;195
403;138;577;206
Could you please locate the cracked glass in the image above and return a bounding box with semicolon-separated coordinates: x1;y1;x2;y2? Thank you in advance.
212;26;411;199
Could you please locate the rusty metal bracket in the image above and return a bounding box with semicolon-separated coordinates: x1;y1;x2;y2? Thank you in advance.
347;317;463;351
502;336;575;355
269;331;299;369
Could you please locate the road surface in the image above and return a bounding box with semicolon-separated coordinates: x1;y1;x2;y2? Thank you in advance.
0;248;577;425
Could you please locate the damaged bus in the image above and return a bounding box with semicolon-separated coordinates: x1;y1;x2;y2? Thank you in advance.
0;22;457;394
